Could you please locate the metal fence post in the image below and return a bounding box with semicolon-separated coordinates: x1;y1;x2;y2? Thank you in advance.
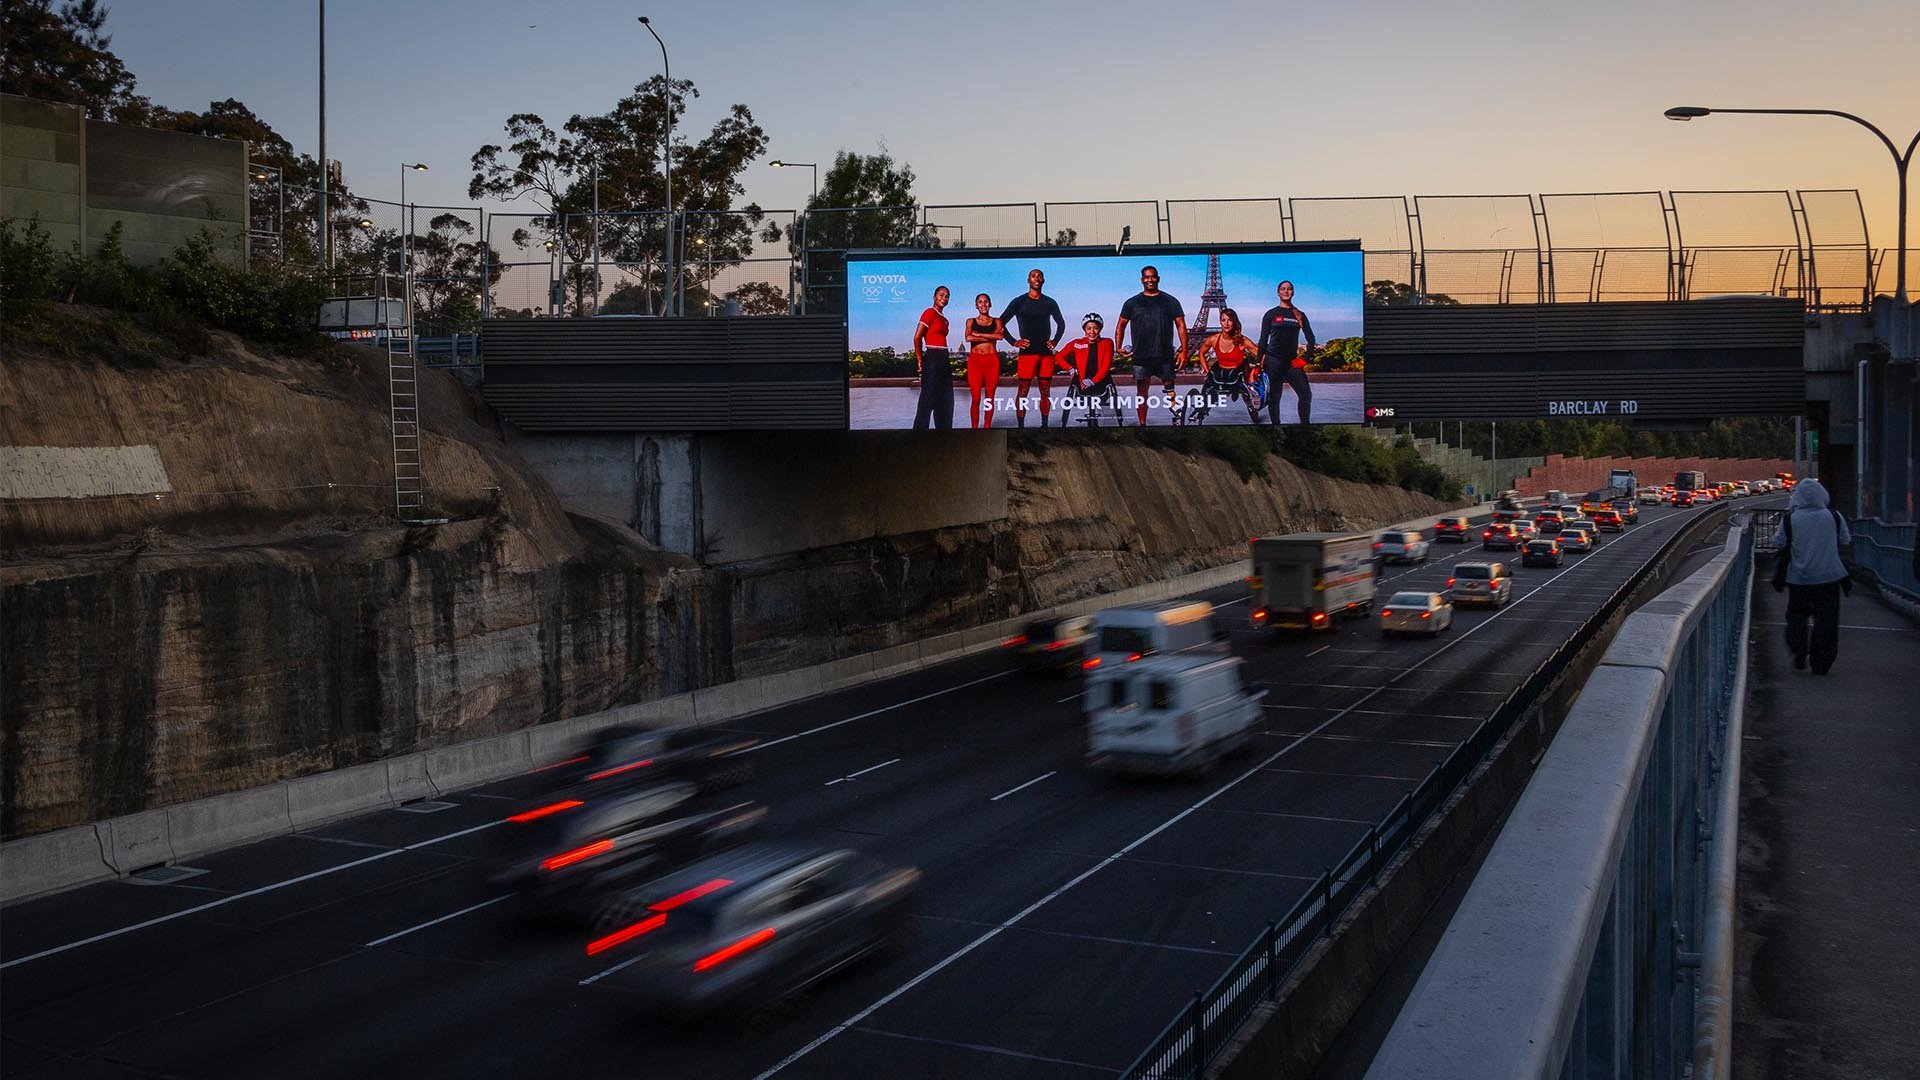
1190;989;1206;1073
1265;922;1278;999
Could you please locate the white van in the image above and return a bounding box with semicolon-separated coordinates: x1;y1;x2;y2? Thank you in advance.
1085;655;1266;775
1084;600;1226;673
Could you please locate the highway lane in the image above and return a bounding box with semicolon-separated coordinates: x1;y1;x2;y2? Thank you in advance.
0;499;1739;1079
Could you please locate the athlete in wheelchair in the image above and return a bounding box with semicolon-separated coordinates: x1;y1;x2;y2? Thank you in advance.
1174;308;1267;427
1054;312;1125;427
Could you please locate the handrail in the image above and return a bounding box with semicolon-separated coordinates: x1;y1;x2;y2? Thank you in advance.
1367;520;1754;1080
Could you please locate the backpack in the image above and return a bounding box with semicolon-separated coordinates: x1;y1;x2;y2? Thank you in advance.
1772;507;1851;593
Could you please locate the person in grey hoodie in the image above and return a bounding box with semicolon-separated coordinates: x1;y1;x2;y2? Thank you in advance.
1772;478;1851;673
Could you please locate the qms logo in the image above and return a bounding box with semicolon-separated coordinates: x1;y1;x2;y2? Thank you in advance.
1366;406;1396;419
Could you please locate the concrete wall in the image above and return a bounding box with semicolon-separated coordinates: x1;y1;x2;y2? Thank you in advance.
0;93;245;266
501;429;639;528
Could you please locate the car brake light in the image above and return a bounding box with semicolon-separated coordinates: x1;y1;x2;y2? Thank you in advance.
586;913;666;956
507;799;584;823
1311;612;1328;624
1127;652;1143;662
586;758;655;781
1482;530;1492;538
1373;543;1382;549
1420;611;1431;619
648;878;734;912
541;838;615;871
1446;577;1456;587
1251;608;1268;622
528;755;590;774
693;927;777;972
1044;639;1072;651
1001;635;1029;648
1381;610;1392;618
1082;657;1102;670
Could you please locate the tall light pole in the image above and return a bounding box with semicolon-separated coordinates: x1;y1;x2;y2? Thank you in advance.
769;159;819;200
400;163;427;340
317;0;327;273
1667;105;1919;519
639;16;675;315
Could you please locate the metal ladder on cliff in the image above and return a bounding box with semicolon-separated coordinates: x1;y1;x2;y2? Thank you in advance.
386;311;424;516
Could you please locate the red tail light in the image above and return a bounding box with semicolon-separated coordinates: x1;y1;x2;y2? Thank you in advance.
587;758;655;781
541;838;615;871
529;755;589;774
1311;612;1328;624
1001;635;1029;648
649;878;734;912
1127;652;1143;662
1420;611;1432;619
1372;542;1382;549
586;913;665;956
1082;657;1102;670
507;799;584;824
1044;639;1072;651
693;927;777;972
1251;608;1268;622
1446;577;1456;588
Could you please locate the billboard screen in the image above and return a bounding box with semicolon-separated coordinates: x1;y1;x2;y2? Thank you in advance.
846;243;1364;430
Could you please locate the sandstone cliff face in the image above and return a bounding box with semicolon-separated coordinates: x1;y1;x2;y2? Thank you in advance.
3;319;1456;837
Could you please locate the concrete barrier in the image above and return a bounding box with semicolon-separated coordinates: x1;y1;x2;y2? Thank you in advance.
167;785;293;861
2;498;1478;904
285;763;394;830
0;826;115;900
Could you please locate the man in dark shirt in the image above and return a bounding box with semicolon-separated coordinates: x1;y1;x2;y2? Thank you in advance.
1114;265;1187;426
999;268;1065;427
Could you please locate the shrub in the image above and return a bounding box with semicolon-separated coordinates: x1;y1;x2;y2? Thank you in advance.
0;216;60;317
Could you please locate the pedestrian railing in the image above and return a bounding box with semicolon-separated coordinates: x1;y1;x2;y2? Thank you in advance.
1118;507;1729;1080
1366;521;1755;1080
1750;508;1785;556
1850;518;1918;600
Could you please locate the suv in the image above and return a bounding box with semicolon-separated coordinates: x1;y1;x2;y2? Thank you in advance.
1559;522;1597;552
1448;561;1512;607
1637;488;1662;505
1374;529;1431;564
1432;515;1472;542
1590;509;1625;532
1534;510;1565;534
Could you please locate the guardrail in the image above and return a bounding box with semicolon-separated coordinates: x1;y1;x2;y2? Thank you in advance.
1365;519;1755;1080
1120;506;1729;1080
1850;517;1918;599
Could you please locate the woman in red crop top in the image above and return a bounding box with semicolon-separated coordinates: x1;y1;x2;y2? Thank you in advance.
912;286;953;430
963;292;1003;428
1198;308;1265;422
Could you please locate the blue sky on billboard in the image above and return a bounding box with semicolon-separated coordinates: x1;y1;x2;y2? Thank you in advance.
847;249;1364;353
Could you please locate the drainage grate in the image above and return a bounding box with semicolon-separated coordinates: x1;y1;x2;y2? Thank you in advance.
395;800;456;814
126;865;209;885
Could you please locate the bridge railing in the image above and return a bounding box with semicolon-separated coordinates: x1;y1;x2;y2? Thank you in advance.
1366;519;1755;1080
1851;517;1918;600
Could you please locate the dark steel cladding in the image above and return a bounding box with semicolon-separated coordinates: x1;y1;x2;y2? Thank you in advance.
1364;297;1806;420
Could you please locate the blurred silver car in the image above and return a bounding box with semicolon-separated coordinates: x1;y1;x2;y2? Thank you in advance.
1380;590;1453;636
1447;562;1512;607
587;843;920;1018
1559;523;1597;553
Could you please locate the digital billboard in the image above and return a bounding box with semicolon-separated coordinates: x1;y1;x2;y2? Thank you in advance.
846;243;1364;430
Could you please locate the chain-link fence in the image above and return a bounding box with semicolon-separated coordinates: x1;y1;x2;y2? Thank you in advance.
1539;192;1675;303
918;203;1040;250
1166;198;1287;245
1415;194;1546;304
1040;200;1161;249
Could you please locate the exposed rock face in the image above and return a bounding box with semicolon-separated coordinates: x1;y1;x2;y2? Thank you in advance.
2;316;1455;837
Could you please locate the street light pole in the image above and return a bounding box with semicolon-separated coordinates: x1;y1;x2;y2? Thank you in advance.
639;17;675;315
317;0;327;273
770;160;819;200
400;163;427;342
1667;105;1919;519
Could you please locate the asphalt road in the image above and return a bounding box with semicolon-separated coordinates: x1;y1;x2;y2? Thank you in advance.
0;500;1727;1080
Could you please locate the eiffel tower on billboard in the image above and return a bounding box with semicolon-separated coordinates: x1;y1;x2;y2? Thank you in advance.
1186;254;1227;360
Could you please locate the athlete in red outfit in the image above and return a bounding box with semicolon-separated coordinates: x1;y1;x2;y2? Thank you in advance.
963;293;1003;429
1198;308;1264;423
912;286;954;429
1054;313;1122;427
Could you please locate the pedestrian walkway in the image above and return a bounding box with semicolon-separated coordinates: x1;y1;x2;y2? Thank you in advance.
1735;579;1920;1078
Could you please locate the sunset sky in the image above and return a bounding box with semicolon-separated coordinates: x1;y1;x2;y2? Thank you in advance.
102;0;1918;259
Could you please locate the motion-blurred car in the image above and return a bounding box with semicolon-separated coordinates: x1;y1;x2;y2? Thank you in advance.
565;725;759;794
1380;591;1453;636
1431;515;1473;542
1002;615;1093;675
1609;500;1639;524
1590;509;1624;532
1492;491;1526;521
1482;523;1521;551
1534;511;1565;534
586;843;920;1018
1559;523;1596;553
1523;538;1566;567
1447;562;1512;607
1671;491;1696;508
1085;655;1264;776
1374;529;1431;564
493;781;766;919
1509;518;1541;541
1638;488;1663;505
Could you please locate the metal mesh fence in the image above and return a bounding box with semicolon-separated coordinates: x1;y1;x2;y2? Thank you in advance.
1797;189;1871;309
1415;195;1544;304
918;204;1040;249
486;213;563;316
682;209;797;315
1671;190;1803;299
1540;192;1673;302
1165;199;1287;244
1041;201;1161;248
1291;196;1415;295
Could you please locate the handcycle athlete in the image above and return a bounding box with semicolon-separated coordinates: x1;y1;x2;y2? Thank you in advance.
1173;308;1267;426
1054;313;1124;427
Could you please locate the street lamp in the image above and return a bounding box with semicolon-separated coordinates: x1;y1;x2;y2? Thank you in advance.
400;163;427;342
639;16;676;315
1667;105;1919;517
769;159;819;200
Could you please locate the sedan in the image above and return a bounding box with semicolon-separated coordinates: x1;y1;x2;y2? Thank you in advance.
1432;515;1473;542
1375;530;1431;564
1482;524;1521;551
1558;526;1596;553
569;725;759;794
1522;538;1566;567
1590;510;1625;533
1447;562;1512;607
1509;518;1541;541
587;843;920;1018
1380;591;1453;637
1003;615;1093;675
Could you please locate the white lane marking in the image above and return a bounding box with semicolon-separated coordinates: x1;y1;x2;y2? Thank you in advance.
0;820;502;971
1261;731;1454;749
989;771;1057;802
463;793;518;801
1055;690;1086;704
362;894;512;948
1307;645;1332;657
825;758;902;786
745;671;1012;755
579;951;652;986
1261;704;1484;721
1214;596;1249;609
848;1025;1116;1073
